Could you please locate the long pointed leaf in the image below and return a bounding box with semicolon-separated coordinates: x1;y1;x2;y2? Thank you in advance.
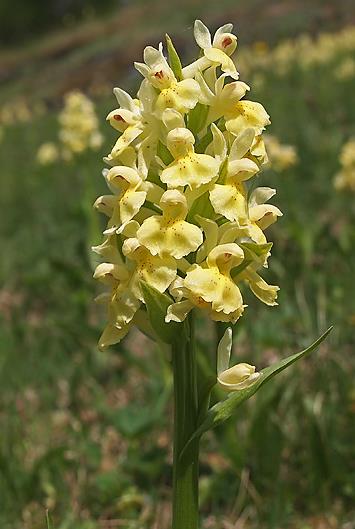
182;327;333;453
166;34;183;81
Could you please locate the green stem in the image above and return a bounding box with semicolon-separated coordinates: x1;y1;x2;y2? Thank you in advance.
172;313;200;529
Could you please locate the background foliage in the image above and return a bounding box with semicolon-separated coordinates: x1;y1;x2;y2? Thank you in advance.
0;1;354;528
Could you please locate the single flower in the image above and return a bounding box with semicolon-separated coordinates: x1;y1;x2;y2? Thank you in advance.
161;127;219;188
136;189;203;259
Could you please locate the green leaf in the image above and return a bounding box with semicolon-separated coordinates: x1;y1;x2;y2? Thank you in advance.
181;327;333;453
166;34;183;81
157;141;173;165
140;280;181;343
197;375;216;424
187;103;209;135
240;242;273;260
195;125;213;153
231;258;252;279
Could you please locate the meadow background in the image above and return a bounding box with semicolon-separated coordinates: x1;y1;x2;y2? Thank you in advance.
0;0;354;528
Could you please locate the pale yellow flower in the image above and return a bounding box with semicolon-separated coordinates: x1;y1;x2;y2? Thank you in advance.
36;142;59;165
239;269;279;306
135;44;200;115
106;90;145;159
334;138;355;191
166;243;245;323
93;236;140;348
217;328;260;391
209;129;259;222
93;233;176;347
226;100;270;136
161;127;220;189
264;134;298;171
94;20;281;347
122;237;177;301
59;91;103;156
183;20;238;79
136;190;203;259
94;166;148;233
248;186;283;230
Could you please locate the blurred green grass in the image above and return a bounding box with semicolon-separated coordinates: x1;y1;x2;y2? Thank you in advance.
0;1;355;528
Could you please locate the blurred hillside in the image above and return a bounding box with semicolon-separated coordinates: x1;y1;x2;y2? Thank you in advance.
1;0;355;105
0;0;117;46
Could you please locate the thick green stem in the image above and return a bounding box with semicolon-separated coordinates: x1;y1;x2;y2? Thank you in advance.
172;313;200;529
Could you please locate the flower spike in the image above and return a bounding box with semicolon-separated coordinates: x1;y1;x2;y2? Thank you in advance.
94;20;281;347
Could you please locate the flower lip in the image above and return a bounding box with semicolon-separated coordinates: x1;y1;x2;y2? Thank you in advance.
217;364;260;391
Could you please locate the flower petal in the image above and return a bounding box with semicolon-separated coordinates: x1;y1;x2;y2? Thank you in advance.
226;101;270;136
111;125;143;158
120;190;147;225
246;271;279;306
156;79;200;115
162;152;219;188
194;20;212;49
184;266;243;314
204;48;238;78
218;363;260;391
166;300;194;323
209;183;247;222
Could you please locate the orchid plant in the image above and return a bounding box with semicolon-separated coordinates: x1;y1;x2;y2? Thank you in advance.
93;20;331;529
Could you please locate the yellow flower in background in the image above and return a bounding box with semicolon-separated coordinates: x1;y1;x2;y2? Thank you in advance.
334;138;355;191
94;20;282;348
35;92;103;165
36;142;59;165
197;67;250;124
0;98;45;127
59;91;103;157
264;134;298;171
334;57;355;80
237;26;355;79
